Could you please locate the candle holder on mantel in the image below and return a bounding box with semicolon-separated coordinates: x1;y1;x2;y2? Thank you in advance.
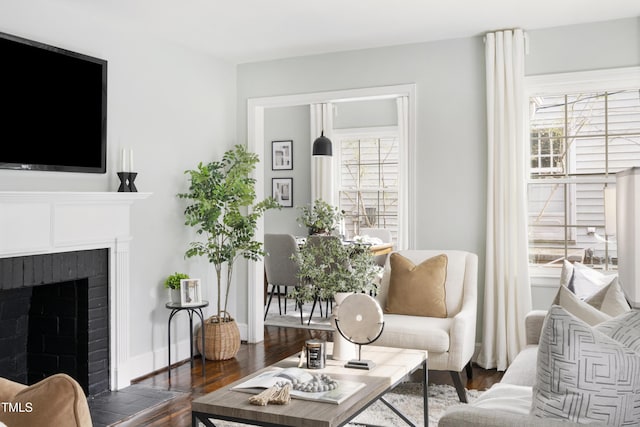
117;172;138;193
128;172;138;192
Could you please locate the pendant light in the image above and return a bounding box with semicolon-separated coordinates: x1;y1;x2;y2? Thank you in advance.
312;131;332;156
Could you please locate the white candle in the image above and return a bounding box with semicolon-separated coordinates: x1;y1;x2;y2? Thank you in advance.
129;149;134;172
121;148;126;172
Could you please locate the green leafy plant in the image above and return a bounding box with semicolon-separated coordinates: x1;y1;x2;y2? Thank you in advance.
179;144;280;322
297;199;343;235
164;272;189;290
289;237;380;303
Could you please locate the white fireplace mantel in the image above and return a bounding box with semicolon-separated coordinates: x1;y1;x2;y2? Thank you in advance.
0;191;150;390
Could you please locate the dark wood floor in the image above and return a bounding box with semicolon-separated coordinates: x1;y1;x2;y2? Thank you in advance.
126;326;503;427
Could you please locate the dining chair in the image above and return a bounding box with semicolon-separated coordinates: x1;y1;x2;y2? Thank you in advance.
263;233;302;323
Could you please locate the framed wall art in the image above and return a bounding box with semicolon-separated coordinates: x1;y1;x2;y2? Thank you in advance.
272;140;293;170
272;178;293;208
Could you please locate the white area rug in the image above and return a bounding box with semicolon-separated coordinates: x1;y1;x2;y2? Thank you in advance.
264;297;333;331
351;382;480;426
204;383;480;427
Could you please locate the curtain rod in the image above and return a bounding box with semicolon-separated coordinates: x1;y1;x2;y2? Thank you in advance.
482;30;529;55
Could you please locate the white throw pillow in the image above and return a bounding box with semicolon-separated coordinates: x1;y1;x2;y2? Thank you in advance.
553;261;629;324
569;261;617;300
557;284;611;325
532;306;640;425
559;259;574;289
589;279;631;317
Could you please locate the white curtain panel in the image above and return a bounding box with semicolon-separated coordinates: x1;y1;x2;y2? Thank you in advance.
477;29;532;371
310;103;335;204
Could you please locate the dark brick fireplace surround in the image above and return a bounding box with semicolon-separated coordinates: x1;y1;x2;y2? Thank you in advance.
0;249;109;396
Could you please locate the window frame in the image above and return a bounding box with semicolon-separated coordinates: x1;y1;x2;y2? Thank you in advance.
332;126;402;242
525;67;640;279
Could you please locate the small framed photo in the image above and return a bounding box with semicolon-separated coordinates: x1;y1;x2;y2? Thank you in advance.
272;140;293;170
180;278;202;306
272;178;293;208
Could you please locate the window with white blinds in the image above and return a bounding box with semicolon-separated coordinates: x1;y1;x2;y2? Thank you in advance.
528;87;640;269
336;132;399;242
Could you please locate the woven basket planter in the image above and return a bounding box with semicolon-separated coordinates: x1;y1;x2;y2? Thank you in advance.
196;314;241;360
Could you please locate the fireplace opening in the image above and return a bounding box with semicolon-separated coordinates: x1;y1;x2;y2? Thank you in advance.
0;249;109;396
27;279;89;389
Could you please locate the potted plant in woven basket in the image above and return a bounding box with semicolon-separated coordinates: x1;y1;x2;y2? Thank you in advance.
179;144;279;360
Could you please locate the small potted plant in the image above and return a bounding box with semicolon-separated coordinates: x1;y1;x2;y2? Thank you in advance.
297;199;343;235
165;272;189;304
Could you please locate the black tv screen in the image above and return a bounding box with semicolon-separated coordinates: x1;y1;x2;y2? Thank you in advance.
0;32;107;173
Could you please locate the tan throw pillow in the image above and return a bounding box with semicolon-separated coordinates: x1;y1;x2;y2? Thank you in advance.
385;253;447;318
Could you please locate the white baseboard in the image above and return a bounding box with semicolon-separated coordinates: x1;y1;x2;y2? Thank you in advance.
238;322;248;341
119;323;250;389
119;337;194;389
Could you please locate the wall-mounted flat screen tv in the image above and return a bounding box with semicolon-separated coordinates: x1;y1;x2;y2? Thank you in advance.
0;32;107;173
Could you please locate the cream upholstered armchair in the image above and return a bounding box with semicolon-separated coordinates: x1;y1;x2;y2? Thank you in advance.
374;250;478;402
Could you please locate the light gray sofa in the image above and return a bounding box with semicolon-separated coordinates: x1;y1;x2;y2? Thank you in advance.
439;310;607;427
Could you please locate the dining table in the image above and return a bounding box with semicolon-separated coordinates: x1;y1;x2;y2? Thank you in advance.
295;237;394;255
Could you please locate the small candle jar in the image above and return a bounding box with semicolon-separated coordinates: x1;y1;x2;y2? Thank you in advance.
306;339;326;369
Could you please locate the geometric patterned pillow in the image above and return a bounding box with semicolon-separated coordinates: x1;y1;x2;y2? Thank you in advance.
532;305;640;425
596;309;640;354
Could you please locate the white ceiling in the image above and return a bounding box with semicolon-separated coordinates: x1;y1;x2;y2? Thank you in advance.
74;0;639;64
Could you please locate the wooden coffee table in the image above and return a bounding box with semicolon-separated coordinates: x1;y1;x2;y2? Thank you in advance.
192;344;428;427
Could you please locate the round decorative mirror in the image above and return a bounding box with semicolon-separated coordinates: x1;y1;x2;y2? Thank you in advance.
334;293;384;369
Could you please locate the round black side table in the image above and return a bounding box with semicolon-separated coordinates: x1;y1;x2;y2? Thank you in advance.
166;300;208;379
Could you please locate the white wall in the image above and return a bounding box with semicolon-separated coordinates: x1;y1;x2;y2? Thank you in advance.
0;0;237;381
237;16;640;341
262;99;398;237
526;17;640;76
333;98;397;129
237;36;488;333
264;105;311;236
